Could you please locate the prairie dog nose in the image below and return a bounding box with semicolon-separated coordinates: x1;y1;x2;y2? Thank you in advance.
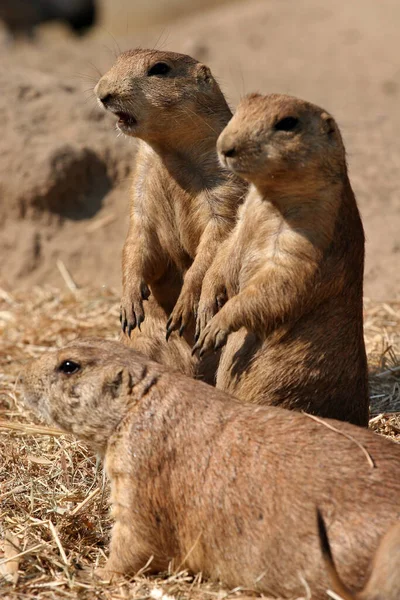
220;145;237;158
217;131;239;158
94;78;113;105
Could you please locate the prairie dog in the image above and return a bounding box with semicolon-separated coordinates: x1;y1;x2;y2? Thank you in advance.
194;93;368;426
95;50;246;381
318;510;400;600
23;339;399;598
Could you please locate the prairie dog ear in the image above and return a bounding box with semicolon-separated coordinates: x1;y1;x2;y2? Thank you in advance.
246;92;263;101
196;63;213;84
321;112;336;135
102;367;134;399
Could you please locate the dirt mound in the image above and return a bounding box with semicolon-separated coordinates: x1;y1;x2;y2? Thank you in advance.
0;0;399;299
0;58;133;288
1;66;121;216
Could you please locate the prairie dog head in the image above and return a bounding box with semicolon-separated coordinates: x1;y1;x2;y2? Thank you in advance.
94;49;229;144
217;93;346;192
23;338;162;453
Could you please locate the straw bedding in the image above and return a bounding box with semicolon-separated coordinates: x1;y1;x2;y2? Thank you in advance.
1;286;399;599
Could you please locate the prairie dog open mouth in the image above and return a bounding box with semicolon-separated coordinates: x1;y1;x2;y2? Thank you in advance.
115;111;137;130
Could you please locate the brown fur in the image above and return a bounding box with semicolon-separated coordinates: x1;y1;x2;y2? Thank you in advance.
319;511;400;600
194;93;369;426
94;49;246;381
23;338;400;599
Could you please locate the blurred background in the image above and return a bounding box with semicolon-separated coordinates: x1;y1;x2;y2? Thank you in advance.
0;0;399;300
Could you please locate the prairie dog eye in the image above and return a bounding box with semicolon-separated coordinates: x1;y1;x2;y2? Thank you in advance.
147;62;171;76
275;116;299;131
58;360;81;375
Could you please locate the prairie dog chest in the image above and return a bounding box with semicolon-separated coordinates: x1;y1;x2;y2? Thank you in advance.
132;148;209;264
169;180;210;256
233;191;292;285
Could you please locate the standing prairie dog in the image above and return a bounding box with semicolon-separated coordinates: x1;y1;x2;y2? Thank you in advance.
23;339;400;599
194;93;369;426
94;50;246;381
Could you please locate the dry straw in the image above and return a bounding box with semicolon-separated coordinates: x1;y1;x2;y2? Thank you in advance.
0;286;399;600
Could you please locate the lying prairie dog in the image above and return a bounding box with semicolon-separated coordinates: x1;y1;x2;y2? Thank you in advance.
194;93;369;426
23;338;400;598
95;49;246;382
318;511;400;600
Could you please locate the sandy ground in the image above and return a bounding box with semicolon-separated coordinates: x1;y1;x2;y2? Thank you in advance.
98;0;236;34
0;0;399;299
